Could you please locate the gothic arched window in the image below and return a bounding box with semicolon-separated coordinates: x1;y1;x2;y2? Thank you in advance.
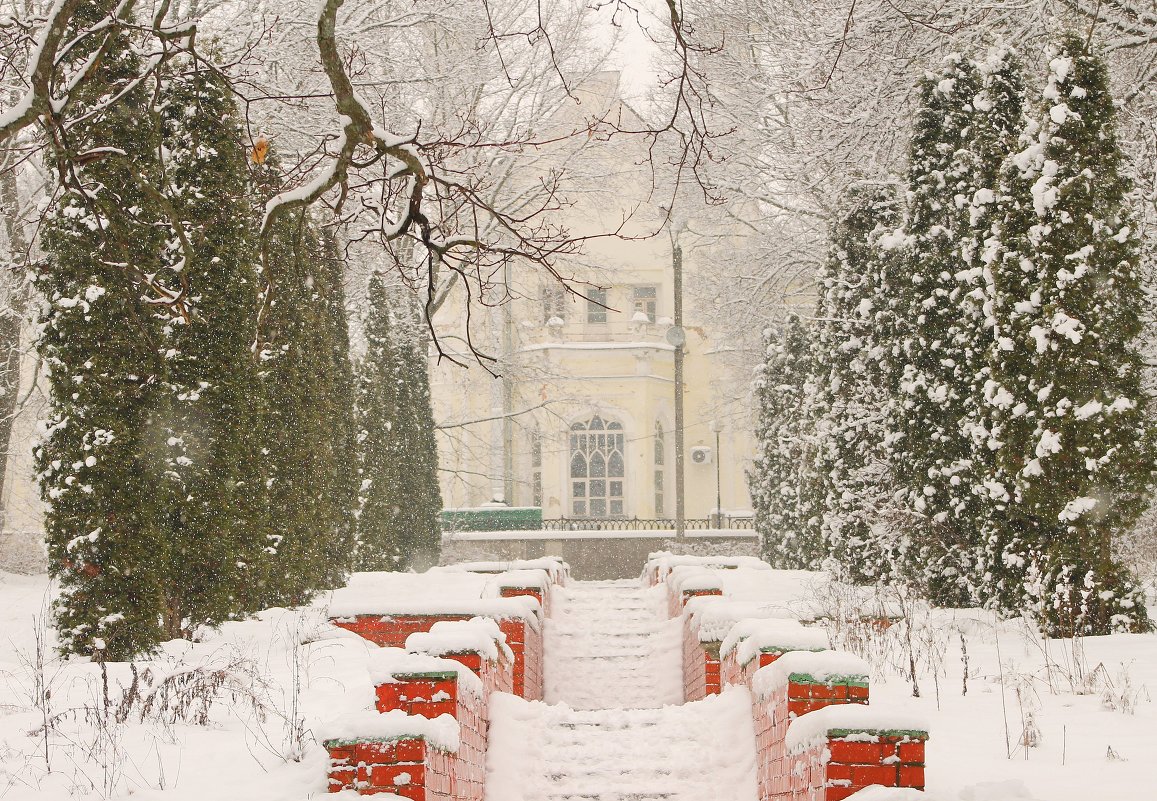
570;415;625;517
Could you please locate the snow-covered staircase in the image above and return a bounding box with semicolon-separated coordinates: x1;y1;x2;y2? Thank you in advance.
487;579;758;801
544;580;683;709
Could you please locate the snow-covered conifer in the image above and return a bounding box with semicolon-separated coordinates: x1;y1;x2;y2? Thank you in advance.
887;56;986;605
355;275;443;571
255;185;359;605
37;9;170;658
961;49;1034;611
985;35;1153;634
749;313;820;568
149;57;269;634
811;184;902;582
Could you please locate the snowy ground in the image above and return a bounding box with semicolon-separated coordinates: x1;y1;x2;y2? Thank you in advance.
0;567;1154;800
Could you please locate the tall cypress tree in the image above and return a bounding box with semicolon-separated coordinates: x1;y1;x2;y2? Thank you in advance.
887;56;986;605
151;56;268;636
749;313;821;569
811;184;901;583
963;49;1035;612
355;274;443;571
37;5;170;658
986;35;1152;634
255;196;358;605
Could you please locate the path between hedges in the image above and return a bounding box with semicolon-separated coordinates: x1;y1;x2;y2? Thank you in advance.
485;580;759;801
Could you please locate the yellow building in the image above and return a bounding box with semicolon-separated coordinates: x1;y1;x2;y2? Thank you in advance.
430;73;755;525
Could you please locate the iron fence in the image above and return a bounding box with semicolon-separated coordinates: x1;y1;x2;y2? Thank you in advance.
540;516;754;532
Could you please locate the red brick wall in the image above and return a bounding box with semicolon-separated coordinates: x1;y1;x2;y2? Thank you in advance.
331;614;472;649
681;615;722;702
333;669;493;798
497;618;543;701
788;734;926;801
721;647;785;689
331;613;540;701
326;737;457;798
499;586;550;618
668;586;723;618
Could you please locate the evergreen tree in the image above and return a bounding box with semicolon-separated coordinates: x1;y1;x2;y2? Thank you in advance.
151;56;268;636
37;20;264;656
961;49;1035;611
355;274;443;571
811;184;901;582
887;56;986;605
256;197;358;605
37;5;170;658
749;313;821;568
985;35;1153;634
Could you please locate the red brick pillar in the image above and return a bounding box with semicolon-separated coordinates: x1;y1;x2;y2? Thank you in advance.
681;613;724;702
322;711;464;798
718;622;830;690
490;567;554;618
330;614;471;648
747;651;870;801
784;706;928;801
497;616;543;700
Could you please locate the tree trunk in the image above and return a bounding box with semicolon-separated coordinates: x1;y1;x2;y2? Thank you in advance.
0;140;31;530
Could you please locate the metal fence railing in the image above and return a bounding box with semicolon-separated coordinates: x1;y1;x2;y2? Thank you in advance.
539;516;754;532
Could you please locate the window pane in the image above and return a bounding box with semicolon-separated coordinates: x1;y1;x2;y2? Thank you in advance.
590;479;606;498
590;499;607;517
609;481;622;497
608;451;624;477
654;471;663;490
587;288;607;323
590;416;604;430
590;452;606;478
573;481;586;498
573;500;587;516
571;453;587;478
610;500;623;516
633;286;657;300
607;421;623;430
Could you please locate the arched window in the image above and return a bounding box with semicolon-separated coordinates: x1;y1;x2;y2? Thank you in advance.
570;415;625;517
531;427;542;508
654;421;665;516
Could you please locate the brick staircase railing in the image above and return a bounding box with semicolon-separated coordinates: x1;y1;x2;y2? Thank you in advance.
321;559;566;797
317;553;930;799
641;551;932;801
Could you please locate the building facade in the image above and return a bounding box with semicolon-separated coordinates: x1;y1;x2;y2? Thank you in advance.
430;73;756;524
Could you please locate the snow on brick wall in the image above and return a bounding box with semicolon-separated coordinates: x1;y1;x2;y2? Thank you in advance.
681;613;721;702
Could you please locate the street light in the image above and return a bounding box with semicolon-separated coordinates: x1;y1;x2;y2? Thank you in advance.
709;419;722;528
667;214;687;541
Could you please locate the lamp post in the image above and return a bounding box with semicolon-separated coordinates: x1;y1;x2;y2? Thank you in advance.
667;217;687;541
709;419;722;528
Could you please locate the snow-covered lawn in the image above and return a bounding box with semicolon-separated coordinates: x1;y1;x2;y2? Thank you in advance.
0;567;1154;800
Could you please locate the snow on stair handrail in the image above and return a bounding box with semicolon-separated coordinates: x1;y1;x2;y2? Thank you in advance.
405;618;515;663
643;551;771;583
318;708;461;751
686;601;800;643
483;568;552;592
367;647;485;697
751;650;870;700
731;621;831;666
435;557;570;585
328;594;543;630
785;703;930;754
